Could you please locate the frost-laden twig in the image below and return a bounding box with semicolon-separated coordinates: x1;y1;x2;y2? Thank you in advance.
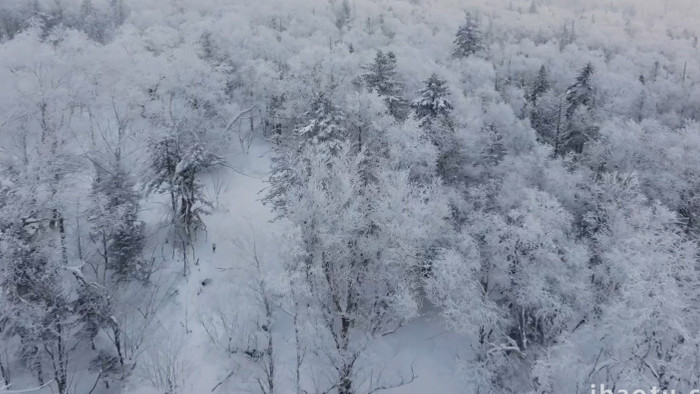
224;105;257;133
367;364;417;394
210;370;236;392
0;379;54;393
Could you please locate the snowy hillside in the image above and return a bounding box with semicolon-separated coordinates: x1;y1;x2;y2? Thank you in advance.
0;1;699;393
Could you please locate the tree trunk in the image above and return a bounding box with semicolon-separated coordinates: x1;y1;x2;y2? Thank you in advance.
293;299;303;394
338;315;352;394
0;358;9;387
554;98;563;156
54;323;68;394
112;322;124;366
33;346;44;386
263;295;274;394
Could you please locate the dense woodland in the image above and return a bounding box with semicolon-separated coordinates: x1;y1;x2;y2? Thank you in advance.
0;0;699;393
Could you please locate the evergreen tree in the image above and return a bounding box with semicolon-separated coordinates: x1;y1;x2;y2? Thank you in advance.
560;62;597;154
296;93;346;154
80;161;138;384
147;138;222;254
528;1;537;14
266;94;346;217
528;65;557;146
565;62;595;119
529;65;550;104
453;12;484;58
335;0;352;30
109;0;127;26
175;143;221;241
362;51;409;120
147;138;180;224
411;74;459;180
525;63;596;157
559;21;576;50
411;74;454;129
87;162;144;282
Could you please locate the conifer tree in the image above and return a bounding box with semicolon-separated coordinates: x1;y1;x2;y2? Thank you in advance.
411;74;454;129
559;62;597;154
296;93;346;154
453;12;484;58
147;138;222;252
530;65;550;104
362;51;409;120
565;62;595;119
528;1;537;14
412;74;460;181
529;65;557;145
335;0;352;30
87;162;144;282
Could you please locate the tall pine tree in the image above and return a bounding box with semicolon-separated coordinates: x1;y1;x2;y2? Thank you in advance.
529;65;550;105
560;62;597;155
453;12;484;58
565;62;595;119
296;93;346;155
147;137;222;267
87;162;144;282
412;74;454;129
412;74;460;181
362;51;409;120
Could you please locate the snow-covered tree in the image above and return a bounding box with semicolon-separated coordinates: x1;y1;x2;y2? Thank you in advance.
87;163;144;283
533;174;700;393
453;12;484;58
148;139;222;253
296;93;346;155
560;62;598;155
0;178;85;394
528;1;537;14
412;74;454;130
528;65;561;149
411;74;459;181
428;186;592;393
565;63;595;120
529;65;551;105
585;120;700;235
362;51;409;120
280;141;447;393
335;0;352;30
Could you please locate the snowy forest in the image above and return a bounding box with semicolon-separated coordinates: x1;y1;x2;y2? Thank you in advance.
0;0;699;393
